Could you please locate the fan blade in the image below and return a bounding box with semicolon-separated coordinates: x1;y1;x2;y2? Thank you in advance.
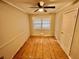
30;7;39;8
34;9;39;12
44;6;55;8
73;0;79;4
38;3;42;7
44;9;47;12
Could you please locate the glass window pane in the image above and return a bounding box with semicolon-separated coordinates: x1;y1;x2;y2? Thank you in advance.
32;18;41;29
32;17;51;30
43;20;50;24
42;18;50;24
33;20;41;24
42;20;50;29
42;23;50;29
33;23;41;29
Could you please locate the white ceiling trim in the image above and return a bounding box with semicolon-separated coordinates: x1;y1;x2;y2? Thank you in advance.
56;1;74;12
1;0;75;14
2;0;25;13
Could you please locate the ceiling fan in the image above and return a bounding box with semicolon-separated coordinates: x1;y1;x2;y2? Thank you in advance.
30;1;55;12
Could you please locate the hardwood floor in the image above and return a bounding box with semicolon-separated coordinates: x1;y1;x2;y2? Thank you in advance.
13;36;69;59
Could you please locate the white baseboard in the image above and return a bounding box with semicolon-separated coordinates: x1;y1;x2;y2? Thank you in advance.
68;56;72;59
57;40;72;59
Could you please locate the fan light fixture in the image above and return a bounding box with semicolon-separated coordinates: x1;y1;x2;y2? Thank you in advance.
40;1;44;6
30;1;55;12
38;8;43;12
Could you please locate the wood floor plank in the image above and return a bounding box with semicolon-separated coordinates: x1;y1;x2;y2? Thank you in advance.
42;37;51;59
49;38;69;59
22;38;34;59
35;38;43;59
31;38;38;59
13;36;69;59
48;38;56;59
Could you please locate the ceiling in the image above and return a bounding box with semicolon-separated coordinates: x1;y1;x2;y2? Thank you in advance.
2;0;76;14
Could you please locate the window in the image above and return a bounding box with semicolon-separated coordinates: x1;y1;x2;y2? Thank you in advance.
32;18;41;29
42;19;50;29
32;17;51;30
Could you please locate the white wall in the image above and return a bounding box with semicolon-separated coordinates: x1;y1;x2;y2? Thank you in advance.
55;12;63;40
55;1;79;40
0;1;30;59
55;1;79;59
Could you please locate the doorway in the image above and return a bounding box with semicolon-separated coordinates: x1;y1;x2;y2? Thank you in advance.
60;9;78;55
